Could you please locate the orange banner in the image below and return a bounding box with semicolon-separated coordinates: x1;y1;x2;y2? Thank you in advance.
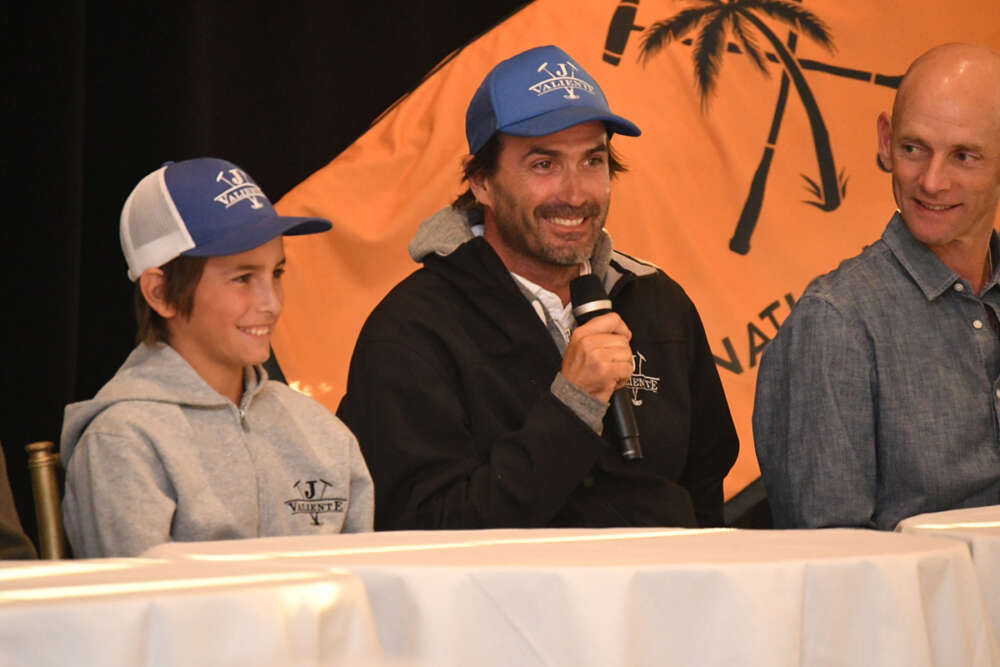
274;0;1000;499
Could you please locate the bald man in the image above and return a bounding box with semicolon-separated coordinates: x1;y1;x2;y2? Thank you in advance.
753;44;1000;530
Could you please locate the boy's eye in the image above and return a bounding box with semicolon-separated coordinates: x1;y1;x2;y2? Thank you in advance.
533;160;552;170
234;273;252;283
273;267;286;279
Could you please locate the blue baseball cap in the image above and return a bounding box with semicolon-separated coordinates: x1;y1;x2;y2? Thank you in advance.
465;45;641;154
120;157;332;281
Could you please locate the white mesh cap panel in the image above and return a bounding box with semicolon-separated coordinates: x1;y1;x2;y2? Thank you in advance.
120;166;196;281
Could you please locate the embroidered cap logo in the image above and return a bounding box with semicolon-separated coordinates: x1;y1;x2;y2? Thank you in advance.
214;168;266;210
529;60;595;100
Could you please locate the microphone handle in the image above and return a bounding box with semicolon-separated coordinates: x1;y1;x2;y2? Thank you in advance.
610;388;642;460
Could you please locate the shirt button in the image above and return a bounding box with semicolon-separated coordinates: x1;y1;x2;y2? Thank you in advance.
954;283;965;292
995;388;1000;399
973;319;984;329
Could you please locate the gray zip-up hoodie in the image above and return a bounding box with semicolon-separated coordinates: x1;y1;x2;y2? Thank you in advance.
61;343;374;557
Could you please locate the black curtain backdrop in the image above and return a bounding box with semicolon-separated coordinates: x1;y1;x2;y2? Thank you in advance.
6;1;530;548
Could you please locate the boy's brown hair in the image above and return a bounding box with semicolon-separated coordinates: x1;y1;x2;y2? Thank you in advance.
134;255;207;344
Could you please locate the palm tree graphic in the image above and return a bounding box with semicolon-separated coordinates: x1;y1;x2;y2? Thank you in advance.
639;0;845;254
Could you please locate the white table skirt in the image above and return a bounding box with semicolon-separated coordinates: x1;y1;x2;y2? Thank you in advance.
899;504;1000;643
146;528;1000;666
0;558;381;666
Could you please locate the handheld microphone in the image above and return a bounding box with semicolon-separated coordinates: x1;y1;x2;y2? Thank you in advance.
569;274;643;460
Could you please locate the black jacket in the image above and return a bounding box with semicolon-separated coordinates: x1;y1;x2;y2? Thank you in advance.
339;209;738;530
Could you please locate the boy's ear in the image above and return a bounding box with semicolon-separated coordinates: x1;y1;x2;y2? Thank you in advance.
139;269;177;319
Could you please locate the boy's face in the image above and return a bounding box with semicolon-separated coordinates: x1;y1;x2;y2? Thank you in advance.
167;237;285;388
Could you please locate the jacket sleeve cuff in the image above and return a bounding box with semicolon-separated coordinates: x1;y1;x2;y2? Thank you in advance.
550;373;608;435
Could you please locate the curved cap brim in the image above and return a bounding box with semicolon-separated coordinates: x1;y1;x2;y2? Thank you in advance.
183;215;332;257
501;105;641;141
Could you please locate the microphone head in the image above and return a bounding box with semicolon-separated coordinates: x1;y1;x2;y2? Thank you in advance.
569;274;608;307
570;274;613;324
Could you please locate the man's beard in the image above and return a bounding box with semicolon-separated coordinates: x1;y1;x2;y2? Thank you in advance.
492;195;608;267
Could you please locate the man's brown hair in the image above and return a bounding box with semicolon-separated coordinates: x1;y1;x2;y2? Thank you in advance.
134;255;208;344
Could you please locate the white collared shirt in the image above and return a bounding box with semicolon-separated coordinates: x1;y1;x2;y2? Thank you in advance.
471;223;591;345
512;262;591;345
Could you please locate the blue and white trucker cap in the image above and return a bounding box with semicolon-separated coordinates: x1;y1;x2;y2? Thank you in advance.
465;45;641;154
120;157;332;281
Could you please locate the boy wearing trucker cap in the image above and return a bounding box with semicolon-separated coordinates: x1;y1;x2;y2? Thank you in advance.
61;158;373;557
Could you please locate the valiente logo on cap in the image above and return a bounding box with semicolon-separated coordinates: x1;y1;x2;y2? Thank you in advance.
214;168;266;210
529;59;595;100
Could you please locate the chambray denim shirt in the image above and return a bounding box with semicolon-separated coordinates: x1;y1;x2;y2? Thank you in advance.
754;213;1000;530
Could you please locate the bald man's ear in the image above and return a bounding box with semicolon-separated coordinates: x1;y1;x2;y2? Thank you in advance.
877;112;894;172
139;269;177;320
465;155;494;210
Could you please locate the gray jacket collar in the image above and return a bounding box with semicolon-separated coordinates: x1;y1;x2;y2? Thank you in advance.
61;343;268;462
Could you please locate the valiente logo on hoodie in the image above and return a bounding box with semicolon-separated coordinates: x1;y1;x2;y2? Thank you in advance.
285;479;346;525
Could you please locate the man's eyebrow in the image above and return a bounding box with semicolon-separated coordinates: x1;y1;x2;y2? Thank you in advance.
522;146;560;159
895;133;926;145
897;134;986;153
954;142;986;153
521;142;609;159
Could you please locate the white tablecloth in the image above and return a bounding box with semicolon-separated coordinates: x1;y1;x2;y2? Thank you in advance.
899;504;1000;642
146;528;1000;666
0;558;381;666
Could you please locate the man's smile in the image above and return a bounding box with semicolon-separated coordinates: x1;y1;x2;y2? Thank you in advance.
914;198;960;212
545;216;586;227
